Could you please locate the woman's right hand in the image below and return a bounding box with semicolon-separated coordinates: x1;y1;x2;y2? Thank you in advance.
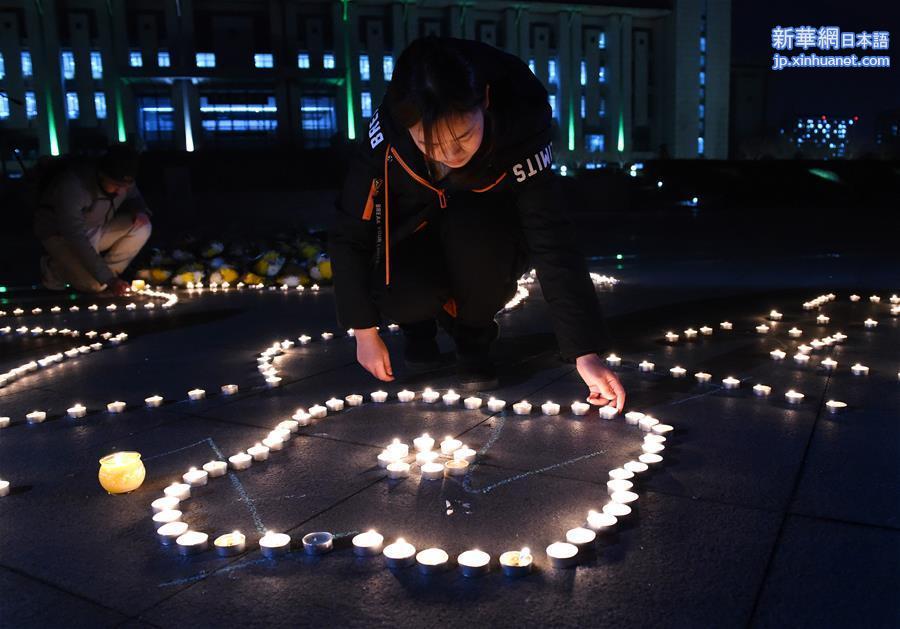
354;327;394;382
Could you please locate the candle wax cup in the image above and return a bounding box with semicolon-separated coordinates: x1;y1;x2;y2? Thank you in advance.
152;509;182;525
420;462;445;480
182;468;209;487
345;394;363;406
259;532;291;558
587;511;618;532
302;532;334;555
176;531;209;555
499;550;533;577
151;496;180;513
444;460;469;477
383;540;416;568
625;460;650;474
458;550;491;577
352;531;384;556
98;451;146;494
214;532;246;557
464;396;483;409
386;461;410;480
157;521;189;545
416;548;449;574
453;448;477;464
547;542;579;568
397;390;415;402
164;483;191;500
202;461;227;477
565;527;597;550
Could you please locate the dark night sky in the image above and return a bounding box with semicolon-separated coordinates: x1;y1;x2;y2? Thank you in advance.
731;0;900;138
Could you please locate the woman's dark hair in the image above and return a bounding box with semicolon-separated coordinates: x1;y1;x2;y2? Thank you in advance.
387;36;489;162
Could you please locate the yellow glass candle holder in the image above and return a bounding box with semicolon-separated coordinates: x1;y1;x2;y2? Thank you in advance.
98;451;146;494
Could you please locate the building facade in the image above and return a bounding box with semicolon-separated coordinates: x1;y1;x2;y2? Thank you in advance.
0;0;730;164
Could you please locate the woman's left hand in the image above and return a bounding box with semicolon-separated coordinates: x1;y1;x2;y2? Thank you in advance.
575;353;626;412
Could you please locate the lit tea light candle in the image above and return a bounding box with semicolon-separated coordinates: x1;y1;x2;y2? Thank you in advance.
0;417;10;429
444;460;469;477
298;334;311;344
214;531;246;557
624;411;645;425
609;468;634;481
278;420;299;434
769;310;783;321
670;366;687;378
849;294;860;302
642;441;665;455
293;410;312;426
370;390;388;403
722;377;741;389
151;496;180;513
383;538;416;567
513;400;532;415
864;318;878;329
639;416;660;432
143;394;164;408
164;482;191;501
826;400;847;414
420;462;445;480
869;295;881;303
416;548;449;574
386;461;410;480
541;401;561;416
352;530;384;556
247;443;270;461
700;326;713;335
377;450;399;468
638;360;655;372
106;304;117;312
684;328;698;339
26;410;47;424
606;353;622;367
202;460;227;477
325;398;345;412
607;479;634;495
397;389;415;402
345;394;363;407
458;549;490;577
464;396;482;409
785;390;805;404
625;460;650;474
421;388;440;403
182;467;208;487
851;363;869;376
321;332;334;341
499;547;533;577
565;527;597;551
442;390;461;405
308;405;327;419
821;357;838;370
547;542;579;568
487;398;507;412
570;401;590;416
809;340;824;350
188;388;205;401
794;353;810;365
453;447;477;464
107;401;127;414
386;439;409;458
756;324;770;334
586;510;617;533
387;323;399;332
638;453;664;465
157;521;189;545
414;433;435;452
598;405;619;419
229;452;252;470
720;321;733;330
789;327;803;337
67;403;87;419
664;331;679;343
416;450;439;465
259;531;291;558
645;434;666;445
265;375;282;387
797;344;812;354
816;314;830;325
152;509;182;525
753;384;772;397
302;531;334;555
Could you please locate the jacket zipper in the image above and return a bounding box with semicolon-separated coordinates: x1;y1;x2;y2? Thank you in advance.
389;147;447;208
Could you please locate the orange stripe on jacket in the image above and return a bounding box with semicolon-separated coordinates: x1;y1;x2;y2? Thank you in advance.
443;298;458;318
361;178;378;221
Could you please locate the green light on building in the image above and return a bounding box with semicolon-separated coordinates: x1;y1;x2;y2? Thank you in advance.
617;111;624;152
568;99;575;151
46;90;60;156
115;87;127;143
615;253;623;260
0;286;7;293
342;0;356;140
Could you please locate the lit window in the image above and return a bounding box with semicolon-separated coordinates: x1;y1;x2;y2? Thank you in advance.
599;97;606;117
158;51;171;67
548;58;558;84
298;53;310;69
94;92;107;119
61;51;75;79
90;51;103;79
300;95;336;147
699;71;705;85
700;36;706;53
65;92;79;119
697;136;705;154
196;53;216;68
548;94;557;119
698;103;705;119
359;54;370;80
382;55;394;80
254;53;274;68
528;58;535;74
580;61;587;86
323;53;335;69
361;91;372;118
129;51;143;68
25;91;37;118
598;32;606;49
21;51;32;77
586;134;605;152
0;92;9;119
0;53;4;80
598;66;606;83
580;95;586;119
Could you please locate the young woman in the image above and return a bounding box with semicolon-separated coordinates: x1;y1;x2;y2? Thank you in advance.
330;36;625;411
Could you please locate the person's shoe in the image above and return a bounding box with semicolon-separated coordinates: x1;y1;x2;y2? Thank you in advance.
40;256;66;291
401;320;444;371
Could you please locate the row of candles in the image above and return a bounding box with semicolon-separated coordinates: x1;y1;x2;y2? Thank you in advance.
183;281;321;293
0;284;179;320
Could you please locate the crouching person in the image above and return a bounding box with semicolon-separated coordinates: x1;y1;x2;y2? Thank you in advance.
34;143;152;295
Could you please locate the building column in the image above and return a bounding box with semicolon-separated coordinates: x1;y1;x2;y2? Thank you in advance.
705;0;731;159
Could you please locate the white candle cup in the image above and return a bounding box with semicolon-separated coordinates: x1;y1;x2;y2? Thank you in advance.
397;390;415;403
851;364;869;376
453;447;477;464
609;468;635;481
606;354;622;367
386;439;409;458
325;398;345;412
188;389;206;401
370;390;388;403
816;315;830;325
695;372;712;384
413;433;435;453
106;401;127;414
308;405;328;419
639;416;660;432
598;405;619;420
344;394;363;407
277;420;299;434
440;437;462;455
565;527;597;552
541;401;561;416
570;401;590;416
487;398;507;412
639;453;664;465
797;345;813;354
850;294;861;302
625;460;650;474
826;400;847;414
182;468;208;487
794;353;810;365
247;444;270;461
603;501;633;519
458;549;491;577
293;411;312;426
464;396;483;410
753;384;772;397
684;328;698;339
869;295;881;303
151;496;180;513
664;332;679;343
221;384;239;396
770;350;787;361
26;411;47;424
262;437;284;451
586;510;618;533
444;460;469;477
145;395;164;408
421;388;440;403
416;450;439;466
383;538;417;568
547;542;579;568
670;366;687;378
789;328;802;337
157;521;189;545
0;417;10;429
67;404;87;419
420;462;445;480
720;321;733;330
302;531;334;555
756;324;770;334
638;361;655;372
513;401;532;415
214;531;246;557
164;483;191;500
722;377;741;390
229;453;253;470
377;450;400;468
202;460;227;478
352;530;384;556
821;358;838;371
499;548;533;578
769;310;783;321
416;548;450;575
642;441;665;455
624;411;645;426
784;390;805;404
700;326;713;335
298;334;311;344
259;531;291;558
321;332;334;340
442;390;461;405
607;479;634;495
152;509;183;525
386;461;411;480
265;376;282;388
